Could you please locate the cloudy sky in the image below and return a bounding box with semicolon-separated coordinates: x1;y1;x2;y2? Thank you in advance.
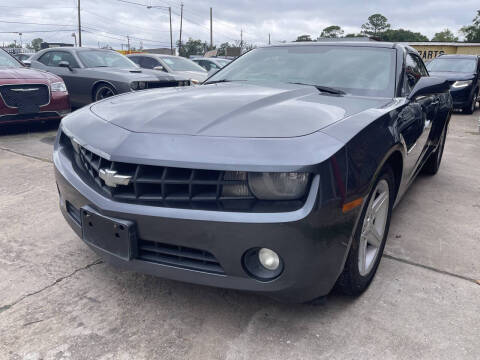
0;0;478;49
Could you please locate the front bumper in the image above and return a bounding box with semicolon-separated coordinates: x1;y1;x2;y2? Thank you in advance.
0;110;69;125
450;85;474;108
54;129;357;303
0;90;70;124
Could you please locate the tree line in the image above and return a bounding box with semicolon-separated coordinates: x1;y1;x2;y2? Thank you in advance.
296;10;480;43
5;10;479;59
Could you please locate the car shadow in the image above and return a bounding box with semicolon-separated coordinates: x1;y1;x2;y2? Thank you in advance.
0;119;60;136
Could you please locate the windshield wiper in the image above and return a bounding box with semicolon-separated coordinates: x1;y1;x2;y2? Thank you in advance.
288;82;345;95
203;79;245;85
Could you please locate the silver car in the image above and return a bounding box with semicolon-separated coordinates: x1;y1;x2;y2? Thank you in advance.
29;47;189;108
192;57;232;73
128;54;208;84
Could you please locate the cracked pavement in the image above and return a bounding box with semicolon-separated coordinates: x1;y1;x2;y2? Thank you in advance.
0;113;479;359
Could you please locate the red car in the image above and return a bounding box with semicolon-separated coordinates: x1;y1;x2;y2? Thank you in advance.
0;49;70;125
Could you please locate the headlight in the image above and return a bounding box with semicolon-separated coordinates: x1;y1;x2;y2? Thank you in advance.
130;81;147;90
248;172;310;200
452;80;472;88
51;81;67;92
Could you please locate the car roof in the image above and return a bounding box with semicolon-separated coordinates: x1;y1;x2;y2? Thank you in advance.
266;41;396;49
127;53;176;58
259;41;419;55
41;47;115;53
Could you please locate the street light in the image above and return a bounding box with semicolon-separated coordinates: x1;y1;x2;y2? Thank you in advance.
72;33;77;47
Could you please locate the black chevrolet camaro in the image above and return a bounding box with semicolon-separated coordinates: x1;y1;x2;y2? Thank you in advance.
54;42;452;302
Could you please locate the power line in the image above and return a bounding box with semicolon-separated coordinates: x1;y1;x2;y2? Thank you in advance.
112;0;168;10
0;5;75;9
82;26;171;45
0;19;73;27
0;29;76;34
82;8;170;32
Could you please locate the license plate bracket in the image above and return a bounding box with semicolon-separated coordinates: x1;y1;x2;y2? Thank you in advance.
81;207;136;260
18;103;40;114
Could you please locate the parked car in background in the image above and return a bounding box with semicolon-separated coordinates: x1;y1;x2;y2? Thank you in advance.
127;54;208;84
0;48;69;125
192;57;231;74
54;42;452;302
12;53;35;64
29;48;190;108
427;54;479;114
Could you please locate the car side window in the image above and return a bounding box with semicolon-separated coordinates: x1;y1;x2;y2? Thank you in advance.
404;53;423;95
39;51;79;68
412;55;429;77
199;60;211;71
140;57;160;69
128;56;140;65
38;52;51;66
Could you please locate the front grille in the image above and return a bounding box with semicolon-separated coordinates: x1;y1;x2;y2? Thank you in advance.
61;133;305;212
0;84;50;108
146;81;187;89
138;240;224;274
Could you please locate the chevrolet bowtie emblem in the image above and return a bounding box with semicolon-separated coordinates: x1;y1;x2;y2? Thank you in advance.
99;169;132;187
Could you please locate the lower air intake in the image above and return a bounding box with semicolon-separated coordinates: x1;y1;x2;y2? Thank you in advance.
137;240;224;274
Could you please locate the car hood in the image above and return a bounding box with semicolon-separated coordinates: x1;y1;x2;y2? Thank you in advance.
170;70;208;82
90;82;392;138
0;67;59;82
428;71;475;82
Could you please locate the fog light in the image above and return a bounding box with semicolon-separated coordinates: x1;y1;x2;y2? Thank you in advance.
258;248;280;270
242;247;283;281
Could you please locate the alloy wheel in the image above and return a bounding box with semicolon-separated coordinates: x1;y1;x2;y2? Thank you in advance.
358;179;390;276
437;127;446;165
472;92;478;113
96;86;115;101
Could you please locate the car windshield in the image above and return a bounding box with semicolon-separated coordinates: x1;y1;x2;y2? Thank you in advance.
206;45;396;97
427;58;477;73
78;50;137;69
0;50;22;68
161;56;206;72
215;59;230;67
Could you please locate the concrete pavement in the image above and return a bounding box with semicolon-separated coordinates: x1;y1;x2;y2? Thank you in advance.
0;112;479;359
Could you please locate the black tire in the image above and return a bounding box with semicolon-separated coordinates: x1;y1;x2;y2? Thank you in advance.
462;89;478;115
422;124;447;175
93;83;116;102
335;165;395;296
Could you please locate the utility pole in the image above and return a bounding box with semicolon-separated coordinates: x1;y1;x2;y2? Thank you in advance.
127;35;130;52
77;0;82;47
240;29;243;51
169;7;173;55
179;3;183;55
210;7;213;50
268;33;271;45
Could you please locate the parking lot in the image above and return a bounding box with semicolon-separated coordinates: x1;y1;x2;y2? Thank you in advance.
0;110;479;359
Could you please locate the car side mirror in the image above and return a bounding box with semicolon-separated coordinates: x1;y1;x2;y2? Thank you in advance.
153;65;166;72
408;76;450;100
23;60;31;67
58;61;73;71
